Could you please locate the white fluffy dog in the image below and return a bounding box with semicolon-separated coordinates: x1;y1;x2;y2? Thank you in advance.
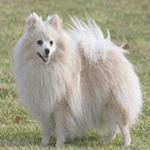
13;13;142;147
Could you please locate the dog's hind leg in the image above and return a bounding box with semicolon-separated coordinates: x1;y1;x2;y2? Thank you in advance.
109;94;131;146
101;122;118;141
118;122;131;146
108;113;131;146
108;123;118;141
107;102;131;146
112;111;131;146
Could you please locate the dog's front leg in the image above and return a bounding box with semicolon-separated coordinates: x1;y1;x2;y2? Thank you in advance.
55;105;65;147
41;114;54;146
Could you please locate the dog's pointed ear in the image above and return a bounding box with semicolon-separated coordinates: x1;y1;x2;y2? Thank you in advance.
48;14;62;30
26;12;42;30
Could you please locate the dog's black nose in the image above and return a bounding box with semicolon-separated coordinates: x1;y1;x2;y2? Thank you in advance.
45;48;50;55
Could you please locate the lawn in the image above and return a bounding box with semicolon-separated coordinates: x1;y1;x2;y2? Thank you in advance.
0;0;150;149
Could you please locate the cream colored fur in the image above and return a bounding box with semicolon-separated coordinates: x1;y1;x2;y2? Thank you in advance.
13;13;142;147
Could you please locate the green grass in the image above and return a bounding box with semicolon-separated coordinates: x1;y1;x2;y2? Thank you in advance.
0;0;150;149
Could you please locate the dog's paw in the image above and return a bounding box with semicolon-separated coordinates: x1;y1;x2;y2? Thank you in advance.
123;141;131;147
56;141;64;147
41;139;50;146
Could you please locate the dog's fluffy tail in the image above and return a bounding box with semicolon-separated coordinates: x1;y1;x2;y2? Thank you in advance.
68;17;126;62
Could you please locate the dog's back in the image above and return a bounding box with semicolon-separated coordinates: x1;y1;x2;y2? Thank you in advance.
68;17;142;146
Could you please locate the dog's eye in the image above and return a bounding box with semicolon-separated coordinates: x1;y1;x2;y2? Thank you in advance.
50;40;53;45
37;40;43;45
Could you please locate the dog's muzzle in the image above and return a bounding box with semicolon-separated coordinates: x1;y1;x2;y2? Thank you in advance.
37;49;50;63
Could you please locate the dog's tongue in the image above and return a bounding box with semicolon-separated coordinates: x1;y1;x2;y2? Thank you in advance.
45;56;50;64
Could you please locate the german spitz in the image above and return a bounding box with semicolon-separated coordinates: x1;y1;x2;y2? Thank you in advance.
13;13;142;147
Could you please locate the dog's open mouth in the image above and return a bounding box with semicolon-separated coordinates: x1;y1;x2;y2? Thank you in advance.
37;52;49;63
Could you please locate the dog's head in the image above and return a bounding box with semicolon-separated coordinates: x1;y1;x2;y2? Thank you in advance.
25;13;62;64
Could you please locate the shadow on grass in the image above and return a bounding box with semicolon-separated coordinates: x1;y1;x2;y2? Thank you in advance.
64;132;122;148
1;131;123;148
